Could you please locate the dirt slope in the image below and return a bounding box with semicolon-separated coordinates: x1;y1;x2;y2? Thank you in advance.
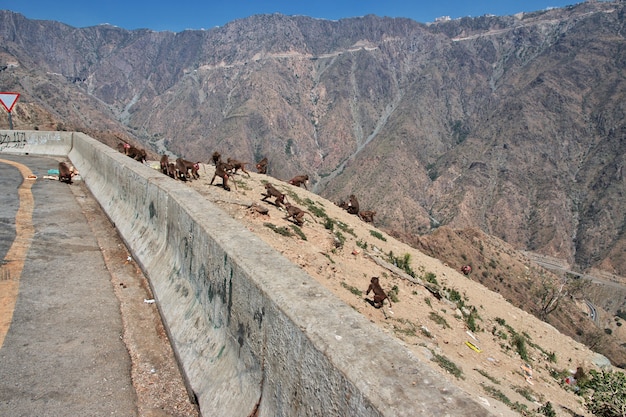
170;161;608;417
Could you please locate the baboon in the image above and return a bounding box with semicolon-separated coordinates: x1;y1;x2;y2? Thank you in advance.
127;146;147;163
117;142;130;154
210;160;234;191
226;158;251;176
256;157;268;174
58;162;73;184
461;265;472;275
336;200;350;210
211;151;221;165
176;158;200;180
347;194;359;215
261;183;286;207
365;277;391;308
359;210;376;223
166;162;177;179
283;202;315;226
288;174;308;189
160;155;169;175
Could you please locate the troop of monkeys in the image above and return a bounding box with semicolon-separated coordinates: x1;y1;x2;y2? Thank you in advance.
336;194;376;224
114;143;391;310
157;154;201;183
159;150;378;226
116;140;377;225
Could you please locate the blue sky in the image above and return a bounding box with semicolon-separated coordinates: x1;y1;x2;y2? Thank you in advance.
4;1;585;32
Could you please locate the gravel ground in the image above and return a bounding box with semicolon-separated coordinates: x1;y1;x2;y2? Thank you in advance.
74;180;199;417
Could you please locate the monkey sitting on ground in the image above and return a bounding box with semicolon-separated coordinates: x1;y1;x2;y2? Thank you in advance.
288;174;309;189
283;202;315;226
256;157;268;174
261;183;286;207
211;151;221;165
336;200;349;210
210;160;235;191
461;265;472;275
359;210;376;223
347;194;359;215
58;162;74;184
365;277;391;308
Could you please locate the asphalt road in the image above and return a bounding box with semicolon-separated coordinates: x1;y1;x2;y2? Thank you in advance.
0;155;137;416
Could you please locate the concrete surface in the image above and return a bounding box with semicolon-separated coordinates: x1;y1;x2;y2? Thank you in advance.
0;154;137;416
1;131;498;417
0;130;72;156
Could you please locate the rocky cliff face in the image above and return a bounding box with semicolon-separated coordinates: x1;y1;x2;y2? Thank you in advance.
0;2;624;279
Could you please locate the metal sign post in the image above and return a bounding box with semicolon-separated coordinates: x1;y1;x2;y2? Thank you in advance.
0;92;20;130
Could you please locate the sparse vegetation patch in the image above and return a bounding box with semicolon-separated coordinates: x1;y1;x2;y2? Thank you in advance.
388;285;400;303
431;352;463;379
480;384;528;414
341;281;362;296
369;230;386;241
429;311;451;329
264;222;292;237
290;224;307;240
387;251;416;277
474;368;500;384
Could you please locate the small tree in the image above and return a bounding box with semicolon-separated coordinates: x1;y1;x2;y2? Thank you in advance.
534;273;567;320
580;369;626;417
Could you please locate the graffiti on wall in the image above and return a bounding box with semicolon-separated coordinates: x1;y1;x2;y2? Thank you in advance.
0;131;26;150
0;131;62;151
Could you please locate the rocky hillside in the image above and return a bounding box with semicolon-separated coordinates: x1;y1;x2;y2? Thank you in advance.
163;158;621;416
0;3;624;315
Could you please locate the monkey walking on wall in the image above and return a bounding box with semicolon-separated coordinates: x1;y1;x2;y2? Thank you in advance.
160;154;169;175
176;158;200;181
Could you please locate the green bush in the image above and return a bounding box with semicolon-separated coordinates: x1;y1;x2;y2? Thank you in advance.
388;285;400;303
537;401;556;417
512;334;528;361
424;272;438;286
387;251;416;277
580;369;626;417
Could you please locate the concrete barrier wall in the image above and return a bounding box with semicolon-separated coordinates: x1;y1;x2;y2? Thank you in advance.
3;130;496;417
0;130;73;156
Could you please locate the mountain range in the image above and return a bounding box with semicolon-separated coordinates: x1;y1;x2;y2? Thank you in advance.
1;2;625;360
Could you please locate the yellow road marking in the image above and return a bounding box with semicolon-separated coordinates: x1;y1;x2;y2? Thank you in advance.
0;158;35;349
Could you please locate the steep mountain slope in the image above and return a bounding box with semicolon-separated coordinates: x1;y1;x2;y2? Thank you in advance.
0;2;624;302
173;159;619;416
